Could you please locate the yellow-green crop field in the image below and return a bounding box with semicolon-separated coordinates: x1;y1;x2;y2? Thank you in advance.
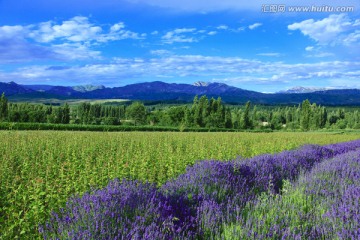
1;131;360;239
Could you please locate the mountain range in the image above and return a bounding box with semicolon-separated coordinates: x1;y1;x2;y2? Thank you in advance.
276;86;336;94
1;81;360;106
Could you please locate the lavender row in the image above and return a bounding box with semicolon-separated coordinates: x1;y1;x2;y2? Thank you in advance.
39;139;360;239
306;150;360;239
229;148;360;239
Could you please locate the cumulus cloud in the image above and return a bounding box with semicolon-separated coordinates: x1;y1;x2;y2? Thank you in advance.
288;14;359;46
110;22;125;32
0;16;144;62
29;16;143;43
0;25;56;62
29;16;102;43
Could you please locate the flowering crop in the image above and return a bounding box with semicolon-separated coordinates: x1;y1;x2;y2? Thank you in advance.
39;179;194;239
40;139;360;239
224;145;360;239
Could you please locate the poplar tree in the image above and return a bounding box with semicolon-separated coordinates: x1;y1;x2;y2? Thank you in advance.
0;93;8;121
300;99;311;131
62;103;70;124
241;101;252;129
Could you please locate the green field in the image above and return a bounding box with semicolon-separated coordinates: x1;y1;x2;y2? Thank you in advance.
1;131;360;239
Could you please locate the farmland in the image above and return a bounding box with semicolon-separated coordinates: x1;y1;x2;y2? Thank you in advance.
222;147;360;239
1;131;360;238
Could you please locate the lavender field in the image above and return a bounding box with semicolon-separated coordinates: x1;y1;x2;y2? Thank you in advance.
37;138;360;239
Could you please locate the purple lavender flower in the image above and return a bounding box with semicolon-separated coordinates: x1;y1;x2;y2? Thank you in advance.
40;139;360;239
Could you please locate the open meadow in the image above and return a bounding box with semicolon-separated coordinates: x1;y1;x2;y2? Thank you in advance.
1;131;360;239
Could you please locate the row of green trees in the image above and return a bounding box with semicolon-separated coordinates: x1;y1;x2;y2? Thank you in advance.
147;96;233;129
74;103;126;125
4;101;70;124
145;98;335;131
244;99;356;131
1;93;360;130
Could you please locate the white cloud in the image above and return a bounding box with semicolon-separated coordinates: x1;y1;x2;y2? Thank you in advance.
208;31;217;35
0;16;144;62
248;23;262;30
306;52;334;58
217;25;228;30
288;14;359;46
51;43;102;60
3;55;360;88
214;24;246;33
257;53;281;57
0;25;28;40
151;30;159;35
0;25;57;63
110;22;125;32
162;28;197;44
343;30;360;45
29;16;103;43
305;46;314;51
150;49;172;55
173;28;196;34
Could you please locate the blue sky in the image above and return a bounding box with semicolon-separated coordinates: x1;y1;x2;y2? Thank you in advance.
0;0;359;92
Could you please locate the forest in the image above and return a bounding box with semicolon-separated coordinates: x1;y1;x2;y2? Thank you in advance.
1;92;360;131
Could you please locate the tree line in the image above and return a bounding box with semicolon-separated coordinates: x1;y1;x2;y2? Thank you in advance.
1;93;360;131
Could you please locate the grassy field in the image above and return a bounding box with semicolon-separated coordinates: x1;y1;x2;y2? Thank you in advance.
1;131;360;238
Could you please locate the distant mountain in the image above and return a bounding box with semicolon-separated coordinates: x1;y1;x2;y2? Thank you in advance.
0;82;34;95
193;81;209;87
2;81;360;105
278;86;336;94
268;89;360;106
77;81;263;103
72;85;105;92
45;86;79;96
22;84;54;92
23;84;105;93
